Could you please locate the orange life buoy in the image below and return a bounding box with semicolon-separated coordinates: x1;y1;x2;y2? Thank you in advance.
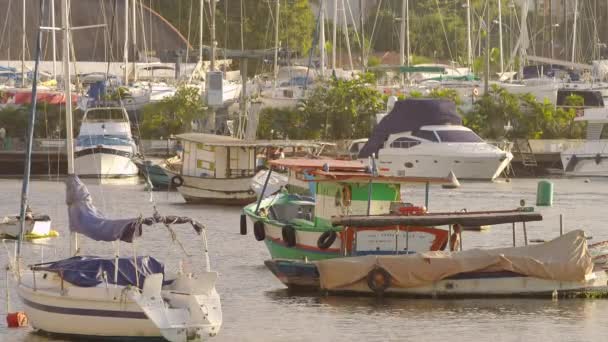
473;87;479;96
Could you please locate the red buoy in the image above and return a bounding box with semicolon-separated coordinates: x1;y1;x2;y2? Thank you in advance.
6;312;28;328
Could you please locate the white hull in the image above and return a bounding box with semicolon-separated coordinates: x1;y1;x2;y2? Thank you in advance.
377;152;512;180
164;169;256;204
75;152;139;178
325;270;608;297
18;270;222;340
561;141;608;177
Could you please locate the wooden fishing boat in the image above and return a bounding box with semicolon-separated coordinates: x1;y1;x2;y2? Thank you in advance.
265;212;608;298
242;158;459;261
164;134;328;205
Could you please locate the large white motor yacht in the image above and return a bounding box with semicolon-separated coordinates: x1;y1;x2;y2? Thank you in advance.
376;125;512;180
358;98;512;181
561;107;608;177
75;107;139;178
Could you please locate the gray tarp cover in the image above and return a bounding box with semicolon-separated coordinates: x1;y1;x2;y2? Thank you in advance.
315;230;593;290
66;175;141;242
358;98;462;158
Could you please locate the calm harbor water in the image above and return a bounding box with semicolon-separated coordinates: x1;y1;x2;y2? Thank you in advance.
1;177;608;341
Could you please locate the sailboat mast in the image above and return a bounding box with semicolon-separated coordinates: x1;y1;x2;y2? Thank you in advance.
17;0;46;260
498;0;504;75
199;0;204;64
466;0;472;67
62;0;77;255
571;0;578;63
406;0;410;67
22;0;26;85
123;0;129;83
399;0;405;68
50;0;57;79
319;0;325;78
341;0;353;70
272;0;279;92
210;0;216;71
332;0;337;70
131;0;137;82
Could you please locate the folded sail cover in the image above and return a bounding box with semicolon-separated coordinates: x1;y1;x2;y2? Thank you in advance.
66;175;143;242
358;99;462;158
34;256;166;288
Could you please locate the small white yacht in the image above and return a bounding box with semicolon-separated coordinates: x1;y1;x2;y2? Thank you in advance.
561;107;608;176
359;99;512;181
75;107;139;178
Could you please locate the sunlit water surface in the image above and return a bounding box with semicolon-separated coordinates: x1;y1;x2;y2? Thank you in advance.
1;177;608;341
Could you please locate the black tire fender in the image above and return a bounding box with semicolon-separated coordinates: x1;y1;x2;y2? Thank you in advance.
317;231;337;249
253;221;265;241
282;225;297;247
170;175;184;187
367;267;392;294
240;214;247;235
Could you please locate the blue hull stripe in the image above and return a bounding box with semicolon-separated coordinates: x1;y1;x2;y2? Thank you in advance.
22;298;148;319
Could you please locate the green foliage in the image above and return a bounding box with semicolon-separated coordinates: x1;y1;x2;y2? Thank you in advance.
140;86;207;139
302;73;384;140
464;86;586;140
0;106;28;138
152;0;315;56
257;107;313;140
0;103;74;139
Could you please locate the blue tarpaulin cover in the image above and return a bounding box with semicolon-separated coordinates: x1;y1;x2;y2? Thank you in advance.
34;255;166;288
66;175;142;242
358;99;462;158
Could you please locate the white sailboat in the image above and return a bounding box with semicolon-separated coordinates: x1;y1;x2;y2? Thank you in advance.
9;2;223;340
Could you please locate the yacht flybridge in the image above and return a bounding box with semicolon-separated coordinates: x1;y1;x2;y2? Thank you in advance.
561;107;608;177
359;99;512;181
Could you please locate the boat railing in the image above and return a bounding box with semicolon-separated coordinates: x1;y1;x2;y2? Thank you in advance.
2;239;59;279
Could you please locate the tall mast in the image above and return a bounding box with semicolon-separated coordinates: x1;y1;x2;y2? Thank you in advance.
466;0;472;67
272;0;280;92
359;0;364;70
131;0;137;82
571;0;578;63
210;0;216;71
51;0;57;79
123;0;129;83
319;0;325;78
17;0;46;262
199;0;204;64
406;0;410;67
62;0;77;255
332;0;337;70
484;0;490;94
498;0;504;75
399;0;405;68
22;0;26;85
341;0;353;70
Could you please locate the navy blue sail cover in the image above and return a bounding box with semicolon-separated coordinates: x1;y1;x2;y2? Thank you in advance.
34;255;167;288
66;175;143;242
358;98;462;158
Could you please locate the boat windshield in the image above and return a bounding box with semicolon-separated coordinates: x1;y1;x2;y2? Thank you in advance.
84;108;128;122
77;135;134;147
435;130;483;143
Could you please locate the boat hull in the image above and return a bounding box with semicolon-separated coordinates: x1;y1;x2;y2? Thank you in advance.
165;169;256;205
75;149;139;178
377;152;512;181
265;259;608;297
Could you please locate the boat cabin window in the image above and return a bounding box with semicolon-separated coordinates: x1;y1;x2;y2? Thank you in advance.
84;108;127;122
435;130;483;143
412;130;439;142
390;137;421;149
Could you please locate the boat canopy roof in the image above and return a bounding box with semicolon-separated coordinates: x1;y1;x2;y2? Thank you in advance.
270;158;459;185
269;158;366;171
176;133;329;148
332;210;542;227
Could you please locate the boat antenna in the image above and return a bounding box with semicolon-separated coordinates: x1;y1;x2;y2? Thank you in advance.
17;0;47;270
